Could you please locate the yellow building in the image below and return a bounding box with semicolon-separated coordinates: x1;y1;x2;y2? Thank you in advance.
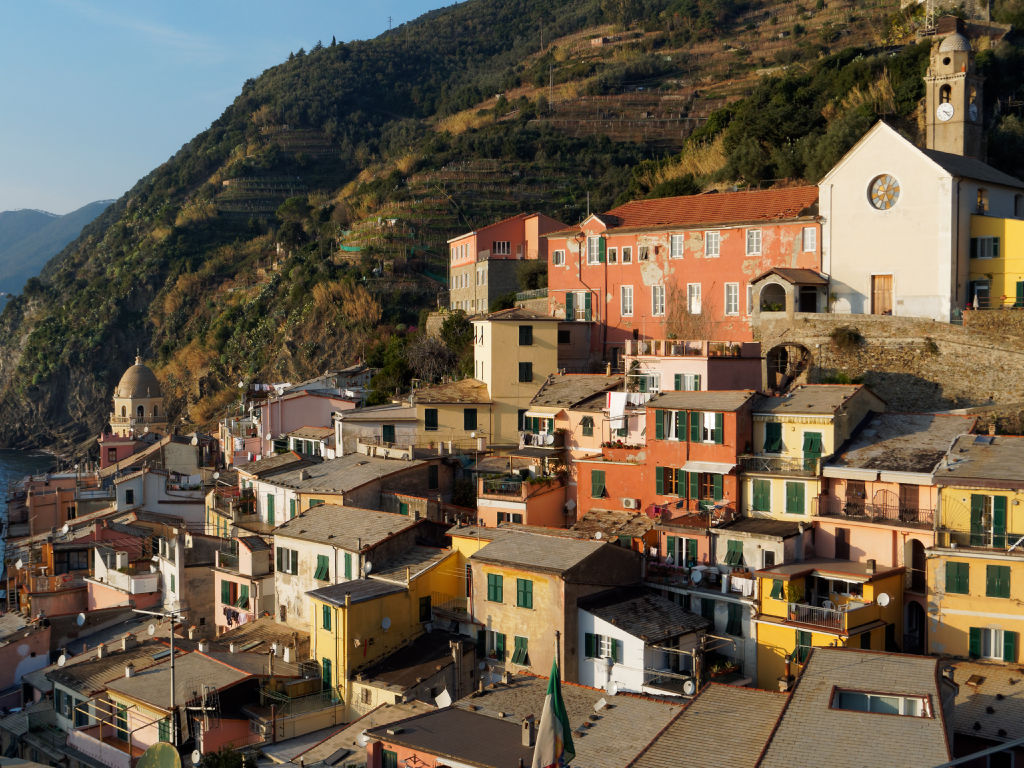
473;308;560;447
753;558;904;689
929;434;1024;662
968;214;1024;308
411;378;494;452
741;385;883;520
306;548;462;717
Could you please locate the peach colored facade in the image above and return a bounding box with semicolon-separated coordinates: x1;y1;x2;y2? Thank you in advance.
623;339;764;392
546;189;820;362
258;392;356;448
87;580;161;610
476;477;568;528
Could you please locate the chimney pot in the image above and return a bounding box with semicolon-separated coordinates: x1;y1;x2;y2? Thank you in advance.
124;663;135;678
522;715;536;747
95;643;105;659
866;558;877;575
198;639;209;653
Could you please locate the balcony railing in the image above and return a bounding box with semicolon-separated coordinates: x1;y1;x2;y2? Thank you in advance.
624;339;747;358
739;454;820;476
937;528;1024;551
519;430;563;449
784;600;878;633
815;496;934;529
482;478;524;496
217;550;240;570
431;592;470;619
515;288;548;302
479;476;563;500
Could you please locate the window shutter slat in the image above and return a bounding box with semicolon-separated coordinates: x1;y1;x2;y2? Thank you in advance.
655;467;664;495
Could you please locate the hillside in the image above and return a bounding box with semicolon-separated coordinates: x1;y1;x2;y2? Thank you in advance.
1;0;1022;453
0;201;112;298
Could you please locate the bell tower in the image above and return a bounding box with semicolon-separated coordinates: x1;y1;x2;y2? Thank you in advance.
924;23;984;159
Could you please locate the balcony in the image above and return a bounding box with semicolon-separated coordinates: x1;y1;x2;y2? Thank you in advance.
624;339;748;358
217;550;240;571
519;430;564;449
479;475;564;501
212;487;257;519
936;528;1024;552
67;725;138;768
784;600;879;633
815;496;934;529
89;567;160;596
739;454;819;476
431;592;470;620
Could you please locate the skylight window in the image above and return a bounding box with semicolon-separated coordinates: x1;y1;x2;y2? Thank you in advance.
831;689;930;718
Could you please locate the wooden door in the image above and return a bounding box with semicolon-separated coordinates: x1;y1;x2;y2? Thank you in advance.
871;275;893;315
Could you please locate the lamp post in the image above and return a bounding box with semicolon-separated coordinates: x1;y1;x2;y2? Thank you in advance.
133;607;186;746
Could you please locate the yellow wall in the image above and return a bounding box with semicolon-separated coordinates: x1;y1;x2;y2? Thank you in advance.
752;416;836;459
927;551;1024;661
939;485;1024;538
414;401;493;449
475;562;562;678
450;532;499;560
743;476;821;518
297;492;347;512
969;215;1024;306
474;318;558;444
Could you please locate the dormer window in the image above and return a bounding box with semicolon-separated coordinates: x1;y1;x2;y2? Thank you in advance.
831;689;930;718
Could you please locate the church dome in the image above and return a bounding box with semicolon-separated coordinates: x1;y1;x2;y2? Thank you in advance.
115;356;162;399
939;32;972;53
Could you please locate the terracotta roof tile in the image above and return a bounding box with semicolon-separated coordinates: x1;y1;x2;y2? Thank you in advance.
599;187;818;231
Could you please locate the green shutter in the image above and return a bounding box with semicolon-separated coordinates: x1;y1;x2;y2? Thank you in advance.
322;658;332;689
464;408;477;431
764;422;782;452
655;409;665;440
565;291;574;320
591;470;606;498
221;580;230;604
344;552;352;580
712;473;723;500
517;578;533;608
584;291;593;322
585;633;597;658
689;471;699;499
969;627;982;659
993;496;1008;548
946;561;969;594
666;536;676;560
677;469;687;496
675;410;685;438
753;479;770;512
971;238;979;259
686;538;698;565
655;467;664;495
994;237;1001;258
237;584;249;608
1005;631;1018;663
987;565;1011;598
970;495;986;546
267;494;274;525
1017;281;1024;308
693;374;702;390
276;547;283;572
786;482;805;515
770;579;784;600
611;638;622;663
713;412;724;444
674;374;682;390
598;237;607;263
322;604;331;630
689;411;700;442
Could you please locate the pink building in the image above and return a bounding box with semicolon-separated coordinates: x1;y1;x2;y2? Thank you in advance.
545;187;820;366
258;390;357;456
622;339;763;392
448;212;566;314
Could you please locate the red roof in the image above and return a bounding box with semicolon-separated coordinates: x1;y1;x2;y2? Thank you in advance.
600;186;818;230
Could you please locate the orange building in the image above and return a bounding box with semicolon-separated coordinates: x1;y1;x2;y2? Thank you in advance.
545;188;820;365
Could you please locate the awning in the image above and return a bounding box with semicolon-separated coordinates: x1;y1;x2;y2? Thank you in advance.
822;466;879;481
879;471;934;485
523;410;557;420
682;460;736;474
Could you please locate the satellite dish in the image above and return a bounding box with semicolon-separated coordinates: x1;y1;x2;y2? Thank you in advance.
357;730;370;747
57;654;67;667
544;433;555;445
682;678;697;696
191;750;202;766
363;561;373;575
191;436;199;446
76;613;86;627
594;531;603;540
434;689;452;708
690;569;703;585
136;742;182;768
213;472;220;480
60;524;70;536
147;623;157;636
381;616;391;631
607;681;619;695
877;592;891;607
14;559;22;571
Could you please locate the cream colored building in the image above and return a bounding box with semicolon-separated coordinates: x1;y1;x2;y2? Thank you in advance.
108;356;167;438
472;308;560;446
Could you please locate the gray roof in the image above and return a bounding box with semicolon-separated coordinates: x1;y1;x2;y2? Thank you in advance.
470;531;611;573
307;580;406;607
237;451;320;478
447;523;590;542
922;147;1024;189
370;546;452;584
759;648;951;768
210;616;310;659
275;504;419;549
46;640;176;696
754;384;865;415
580;589;710;642
530;375;623;408
571;509;656;539
482;307;560;322
632;684;788;768
718;517;802;539
757;557;902;582
454;674;681;768
950;660;1024;743
936;434;1024;485
238;535;271;552
646;390;757;412
338;402;418;422
106;652;251;712
294;701;435;766
263;454;427;494
827;413;974;474
367;707;533;767
356;631;465;689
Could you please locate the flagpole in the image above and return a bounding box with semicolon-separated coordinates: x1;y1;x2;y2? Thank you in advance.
554;629;561;681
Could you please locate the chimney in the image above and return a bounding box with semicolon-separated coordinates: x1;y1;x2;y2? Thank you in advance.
229;642;237;653
866;558;877;575
605;362;612;375
124;663;135;678
197;639;209;653
522;715;536;747
299;469;309;481
187;626;197;640
95;643;105;659
989;422;997;436
122;634;138;651
115;551;129;570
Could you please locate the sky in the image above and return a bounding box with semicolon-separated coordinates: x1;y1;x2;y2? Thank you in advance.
0;0;449;215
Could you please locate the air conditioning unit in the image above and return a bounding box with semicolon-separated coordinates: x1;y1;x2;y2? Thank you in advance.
622;498;640;510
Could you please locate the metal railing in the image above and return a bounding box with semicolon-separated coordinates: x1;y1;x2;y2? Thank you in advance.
739;455;820;475
624;339;747;358
515;288;548;301
482;478;524;496
815;496;934;528
787;602;843;630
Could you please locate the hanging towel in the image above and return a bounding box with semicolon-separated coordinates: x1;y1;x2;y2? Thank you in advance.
607;391;628;419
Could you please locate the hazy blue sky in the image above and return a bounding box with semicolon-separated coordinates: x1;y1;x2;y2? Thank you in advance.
0;0;448;214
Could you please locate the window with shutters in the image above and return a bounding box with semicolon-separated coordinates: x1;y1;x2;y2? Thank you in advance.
276;547;298;575
763;422;783;452
785;482;806;515
487;573;503;602
158;717;171;743
687;283;702;314
770;579;785;600
322;658;332;690
519;325;533;346
726;603;743;636
488;630;506;659
322;604;331;631
752;479;771;512
344;552;352;580
518;362;533;382
464;408;478;431
674;373;701;391
986;565;1011;598
236;584;249;609
656;466;680;496
552;249;565;266
511;636;530;665
314;555;330;581
795;630;813;663
670;234;684;258
382;750;399;768
424;408;439;431
970;627;1018;662
581;416;594;437
724;539;744;566
517;578;533;608
802;432;823;472
970;494;1008;547
591;469;606;498
970;236;1000;259
945;561;969;594
698;473;723;500
587;235;601;264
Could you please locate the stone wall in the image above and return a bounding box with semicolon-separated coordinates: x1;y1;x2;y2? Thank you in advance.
755;314;1024;414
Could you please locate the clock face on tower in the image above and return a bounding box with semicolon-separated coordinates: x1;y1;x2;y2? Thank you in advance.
869;174;900;210
936;102;955;122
